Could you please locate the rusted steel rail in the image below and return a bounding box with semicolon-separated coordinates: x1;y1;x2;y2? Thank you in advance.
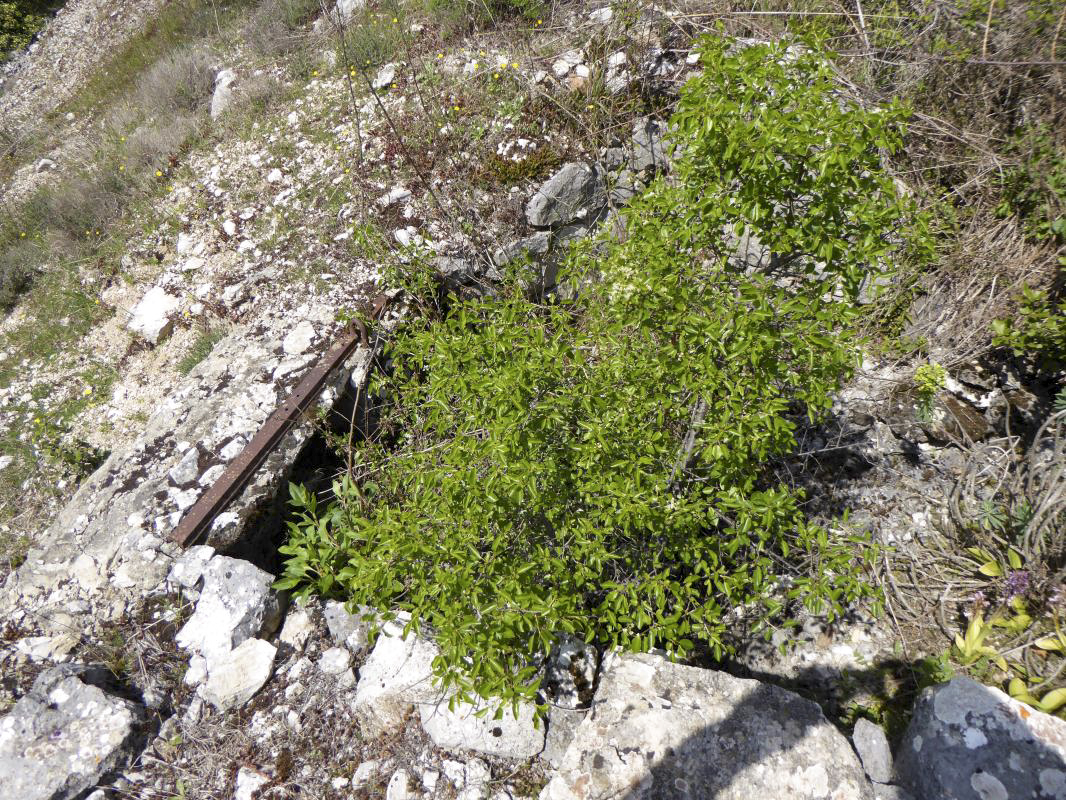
169;295;388;547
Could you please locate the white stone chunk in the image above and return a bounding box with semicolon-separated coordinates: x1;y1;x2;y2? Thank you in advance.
200;638;276;711
128;287;180;344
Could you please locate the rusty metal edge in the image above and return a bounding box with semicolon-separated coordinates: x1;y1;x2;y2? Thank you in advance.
169;295;387;548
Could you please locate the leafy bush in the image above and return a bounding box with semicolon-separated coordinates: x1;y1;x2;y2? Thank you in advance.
997;124;1066;243
992;287;1066;371
277;37;929;709
0;0;51;58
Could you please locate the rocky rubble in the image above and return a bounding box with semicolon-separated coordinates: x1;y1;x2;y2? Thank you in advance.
0;1;1061;797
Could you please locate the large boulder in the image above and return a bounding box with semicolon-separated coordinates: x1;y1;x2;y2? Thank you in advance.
897;676;1066;800
0;665;145;800
541;652;872;799
526;162;607;229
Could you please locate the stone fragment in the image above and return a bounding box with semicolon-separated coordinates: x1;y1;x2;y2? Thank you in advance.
168;545;215;589
200;638;276;711
266;167;283;183
168;446;200;486
378;186;411;206
282;320;316;355
526;162;607;228
373;63;397;90
420;697;545;759
493;231;552;267
352;620;443;737
336;0;366;20
128;286;180;344
175;555;283;662
176;231;197;254
552;50;583;77
542;652;872;799
278;606;313;650
323;600;375;652
71;553;105;591
235;767;270;800
630;117;668;174
853;718;894;784
210;68;237;119
353;760;382;788
897;676;1066;800
386;769;412;800
319;647;352;675
0;665;145;800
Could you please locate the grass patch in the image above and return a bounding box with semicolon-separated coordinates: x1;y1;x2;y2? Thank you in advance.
177;327;225;375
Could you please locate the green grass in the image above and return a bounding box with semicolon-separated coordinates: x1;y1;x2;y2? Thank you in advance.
177;328;225;375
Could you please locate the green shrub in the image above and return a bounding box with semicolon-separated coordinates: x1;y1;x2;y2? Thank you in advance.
997;124;1066;243
277;36;929;710
0;0;50;58
992;287;1066;371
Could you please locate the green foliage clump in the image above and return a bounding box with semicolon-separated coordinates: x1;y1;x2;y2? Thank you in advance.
992;287;1066;371
0;0;53;58
997;124;1066;243
914;362;947;419
277;37;928;709
480;147;562;186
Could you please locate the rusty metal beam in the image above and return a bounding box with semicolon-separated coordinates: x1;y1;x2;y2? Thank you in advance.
169;295;387;547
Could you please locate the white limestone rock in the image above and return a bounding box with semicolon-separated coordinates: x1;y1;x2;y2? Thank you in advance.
127;286;180;344
210;68;237;120
278;606;313;650
323;600;376;652
420;696;545;759
525;162;607;228
200;638;276;712
0;666;145;800
175;555;283;663
541;651;872;800
897;676;1066;800
282;320;316;355
168;545;215;589
319;647;352;676
352;620;443;737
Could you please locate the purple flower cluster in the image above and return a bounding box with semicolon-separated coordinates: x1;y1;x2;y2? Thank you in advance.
1004;570;1030;599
